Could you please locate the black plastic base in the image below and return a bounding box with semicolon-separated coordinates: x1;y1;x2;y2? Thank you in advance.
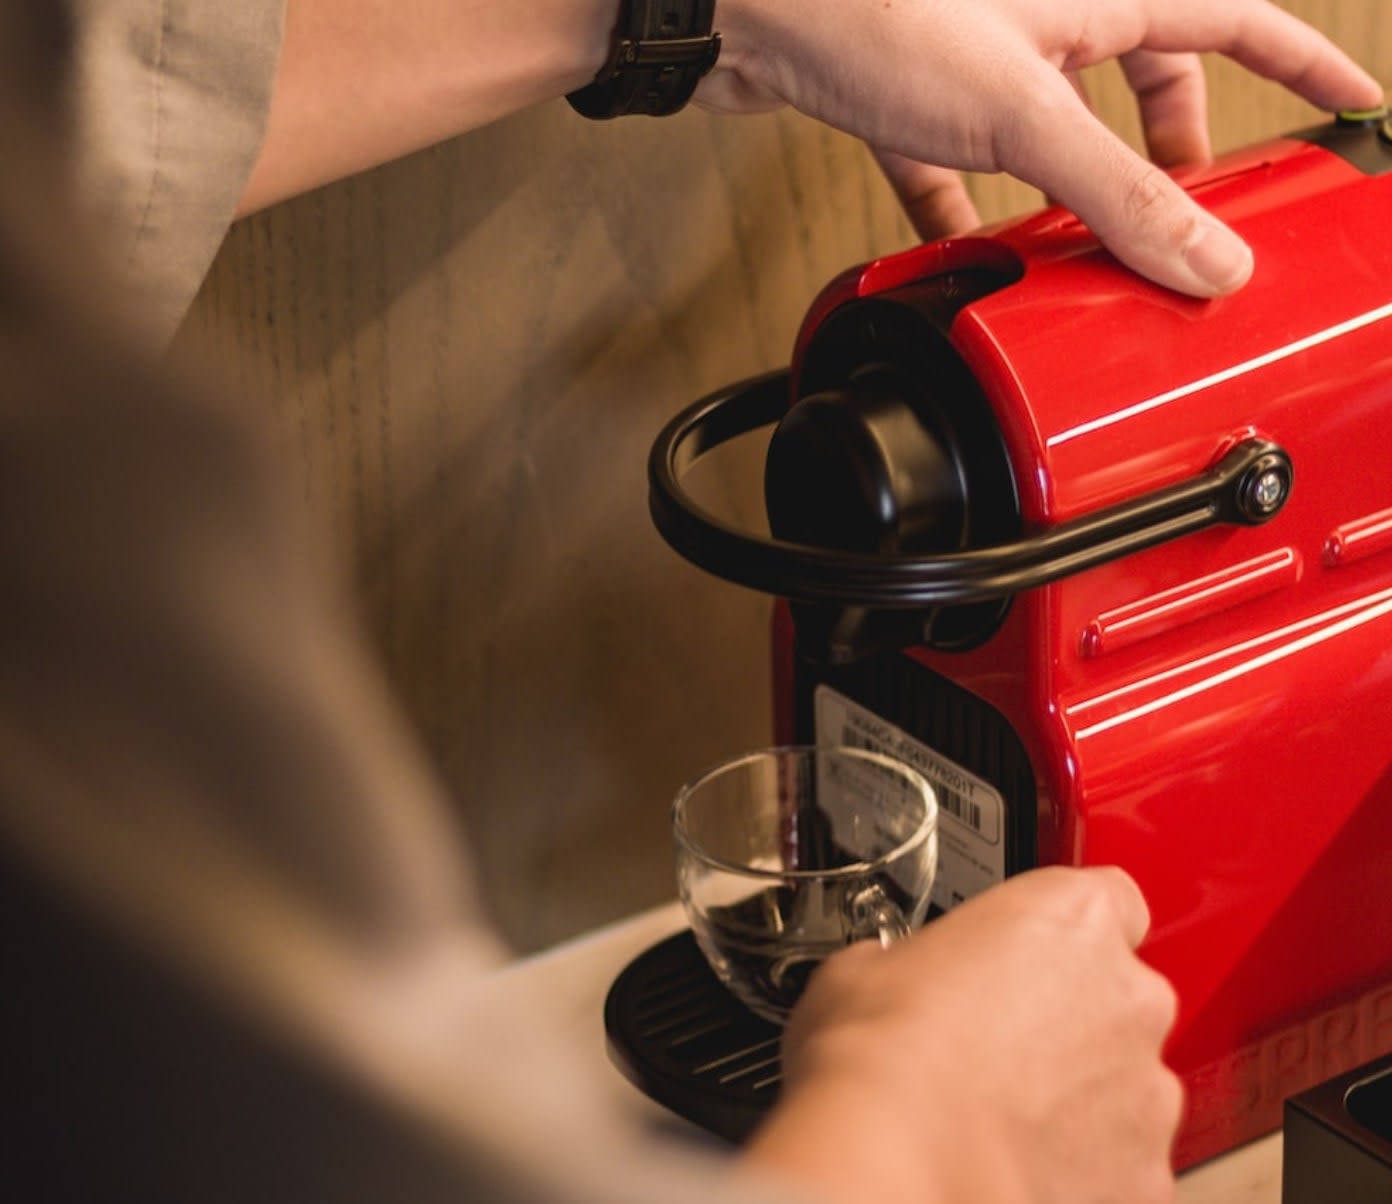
604;930;782;1142
1284;1052;1392;1202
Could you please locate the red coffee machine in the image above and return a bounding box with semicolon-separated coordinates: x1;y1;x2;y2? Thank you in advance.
633;111;1392;1169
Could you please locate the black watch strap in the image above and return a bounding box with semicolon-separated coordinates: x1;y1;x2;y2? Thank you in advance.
567;1;721;119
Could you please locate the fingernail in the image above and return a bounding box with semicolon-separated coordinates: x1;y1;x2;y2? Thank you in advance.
1183;221;1254;294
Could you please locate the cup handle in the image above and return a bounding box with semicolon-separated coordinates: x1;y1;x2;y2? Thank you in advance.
848;883;911;949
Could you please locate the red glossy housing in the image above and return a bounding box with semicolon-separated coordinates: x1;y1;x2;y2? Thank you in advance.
778;136;1392;1168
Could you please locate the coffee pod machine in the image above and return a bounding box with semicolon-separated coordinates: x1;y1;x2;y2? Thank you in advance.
606;112;1392;1171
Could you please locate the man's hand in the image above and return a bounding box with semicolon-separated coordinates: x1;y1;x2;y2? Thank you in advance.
698;0;1384;296
740;866;1182;1204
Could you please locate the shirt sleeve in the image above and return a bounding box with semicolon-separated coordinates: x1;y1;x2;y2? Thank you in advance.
67;0;286;345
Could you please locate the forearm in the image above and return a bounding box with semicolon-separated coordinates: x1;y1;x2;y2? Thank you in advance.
238;0;621;215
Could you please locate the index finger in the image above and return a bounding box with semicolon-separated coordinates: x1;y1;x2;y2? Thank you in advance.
1123;0;1384;114
1000;74;1253;295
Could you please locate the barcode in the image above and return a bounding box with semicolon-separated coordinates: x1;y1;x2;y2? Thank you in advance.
842;725;984;833
936;783;983;833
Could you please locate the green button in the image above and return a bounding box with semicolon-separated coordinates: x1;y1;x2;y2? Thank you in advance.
1337;105;1389;127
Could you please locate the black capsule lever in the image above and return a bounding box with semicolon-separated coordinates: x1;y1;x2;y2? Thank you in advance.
648;370;1293;609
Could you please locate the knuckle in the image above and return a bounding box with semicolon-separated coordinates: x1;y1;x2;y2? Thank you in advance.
1131;964;1181;1035
1049;864;1151;947
1121;163;1171;223
1135;1059;1187;1132
1016;867;1115;945
1112;159;1207;257
1056;868;1119;932
1095;862;1147;915
1156;1067;1187;1133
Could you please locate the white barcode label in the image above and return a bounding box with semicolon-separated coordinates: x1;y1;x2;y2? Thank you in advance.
838;724;989;836
934;780;984;834
816;685;1006;910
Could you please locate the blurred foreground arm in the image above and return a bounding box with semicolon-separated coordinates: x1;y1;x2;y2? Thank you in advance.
742;866;1182;1204
243;0;1382;296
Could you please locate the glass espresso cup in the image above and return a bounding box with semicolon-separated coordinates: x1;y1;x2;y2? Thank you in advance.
674;745;938;1024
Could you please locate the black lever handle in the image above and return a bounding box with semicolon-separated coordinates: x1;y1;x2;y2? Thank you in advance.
648;370;1293;609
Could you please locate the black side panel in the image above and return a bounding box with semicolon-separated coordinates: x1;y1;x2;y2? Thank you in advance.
1291;116;1392;176
793;651;1038;885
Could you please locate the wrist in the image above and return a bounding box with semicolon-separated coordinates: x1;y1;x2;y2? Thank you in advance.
688;0;801;116
700;0;769;77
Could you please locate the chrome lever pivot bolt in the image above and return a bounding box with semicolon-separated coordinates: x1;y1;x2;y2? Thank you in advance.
1236;457;1293;522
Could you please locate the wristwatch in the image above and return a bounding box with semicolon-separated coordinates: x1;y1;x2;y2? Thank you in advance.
567;0;721;119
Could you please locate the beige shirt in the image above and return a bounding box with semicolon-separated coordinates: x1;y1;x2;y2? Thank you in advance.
68;0;284;344
3;4;795;1200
